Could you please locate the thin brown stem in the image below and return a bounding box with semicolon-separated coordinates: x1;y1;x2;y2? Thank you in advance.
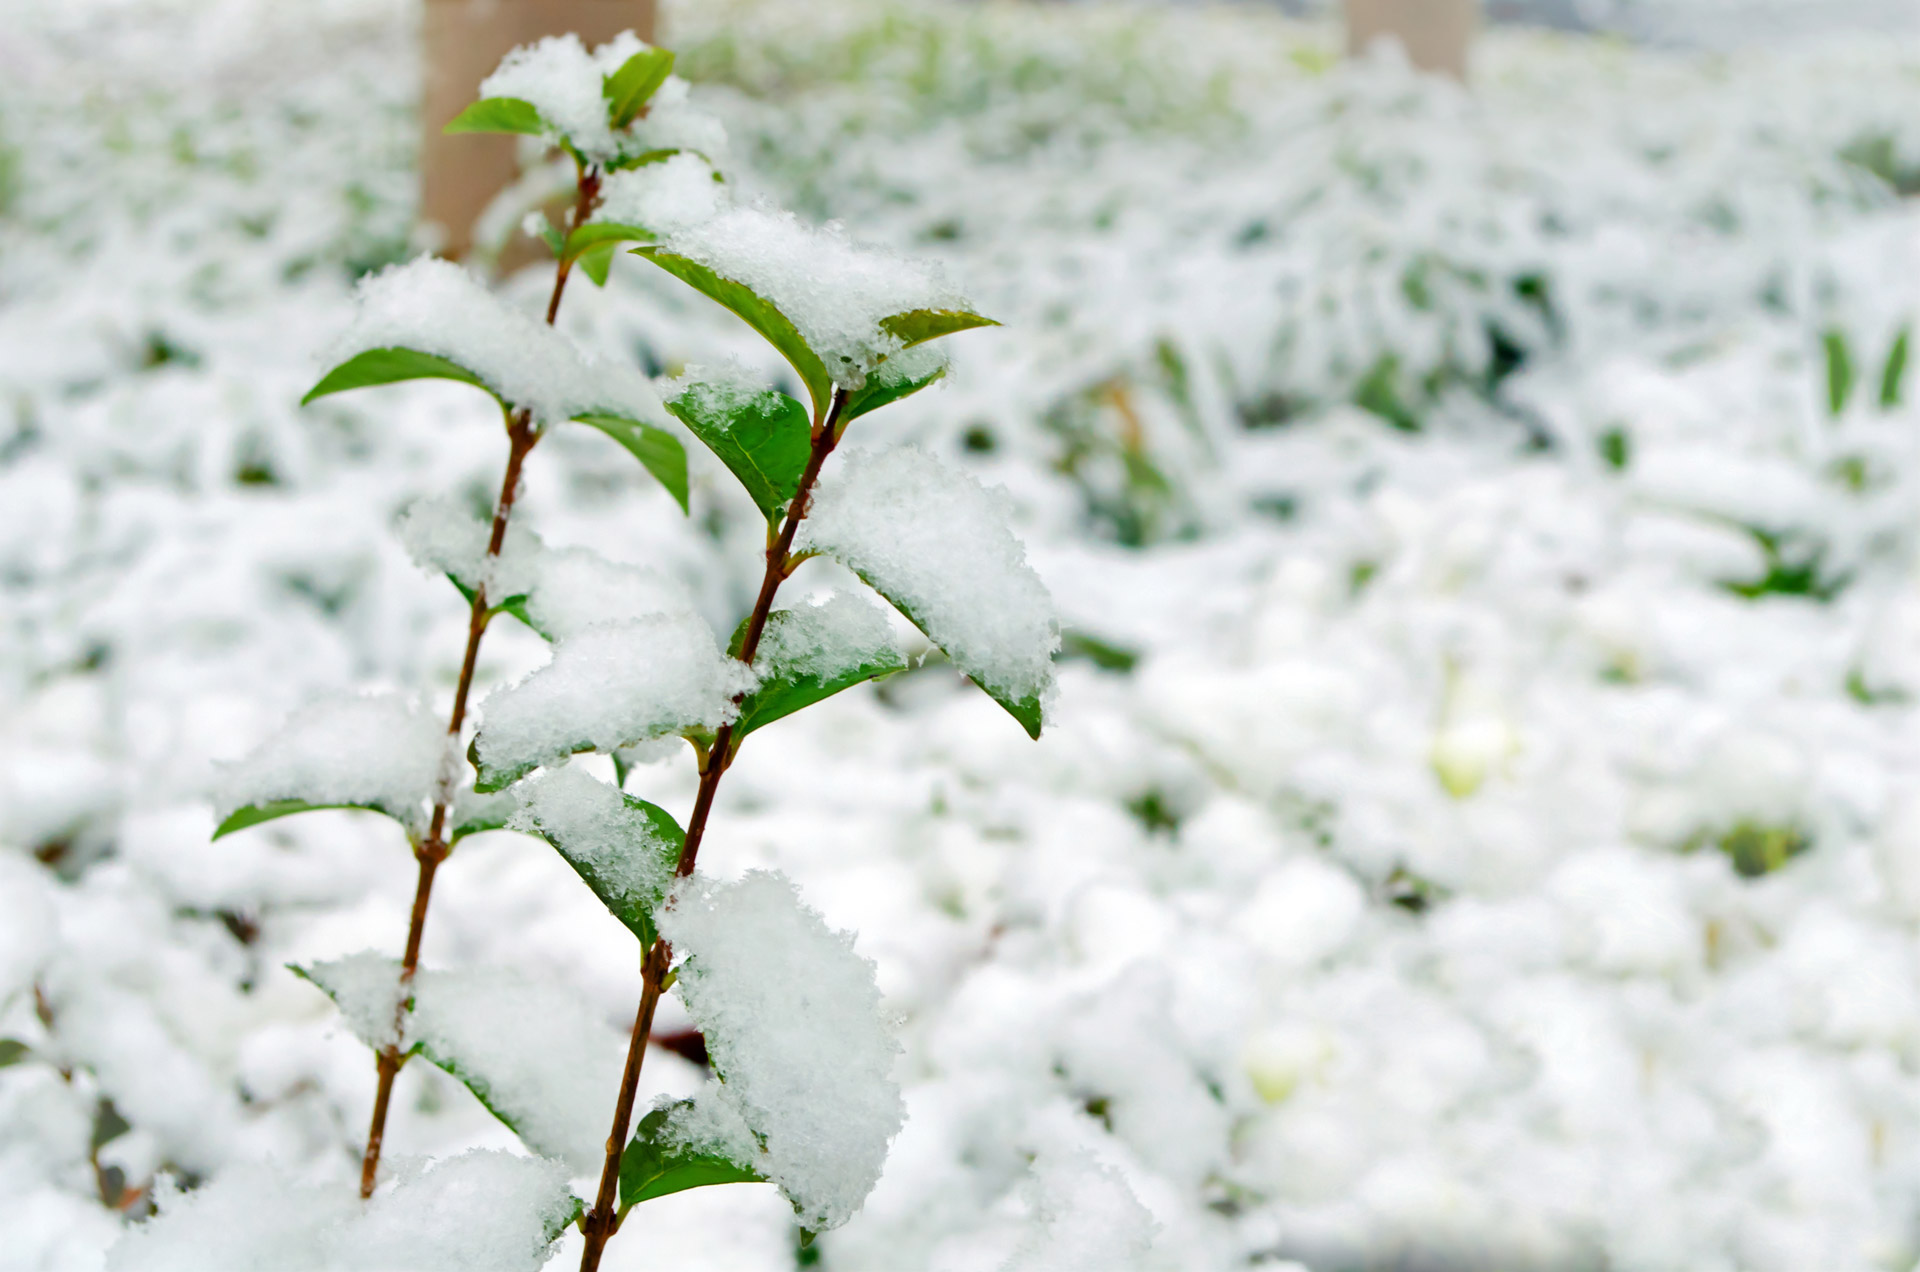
577;389;850;1267
357;166;600;1199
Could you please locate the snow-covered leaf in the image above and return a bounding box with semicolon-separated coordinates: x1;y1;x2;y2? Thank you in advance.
603;48;676;129
619;1098;765;1213
659;872;903;1231
841;347;948;423
632;247;835;421
663;378;812;522
877;307;998;349
510;766;684;946
212;798;408;841
442;96;548;138
735;595;907;738
800;448;1058;739
473;615;755;791
571;413;690;512
302;347;497;408
563;221;657;269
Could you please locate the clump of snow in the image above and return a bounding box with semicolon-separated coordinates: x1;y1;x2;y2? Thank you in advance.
594;152;728;236
396;495;540;600
327;256;660;426
629;76;731;161
658;870;903;1230
521;546;698;639
800;447;1058;706
408;966;626;1174
756;591;904;680
479;30;650;162
662;206;971;388
215;694;444;835
1001;1151;1158;1272
299;952;408;1052
474;613;756;780
657;1087;760;1165
863;341;949;396
509;764;678;911
105;1151;573;1272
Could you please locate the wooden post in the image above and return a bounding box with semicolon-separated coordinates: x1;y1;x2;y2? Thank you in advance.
1345;0;1477;80
421;0;657;259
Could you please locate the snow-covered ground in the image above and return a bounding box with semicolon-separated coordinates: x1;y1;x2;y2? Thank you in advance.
5;0;1920;1268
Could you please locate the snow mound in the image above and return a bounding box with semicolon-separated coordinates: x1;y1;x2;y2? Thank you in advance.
215;694;444;835
659;871;903;1230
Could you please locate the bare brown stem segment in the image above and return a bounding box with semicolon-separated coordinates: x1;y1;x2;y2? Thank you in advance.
576;389;851;1267
357;166;600;1199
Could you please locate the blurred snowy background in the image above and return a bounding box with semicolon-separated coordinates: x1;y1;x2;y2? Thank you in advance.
6;0;1920;1268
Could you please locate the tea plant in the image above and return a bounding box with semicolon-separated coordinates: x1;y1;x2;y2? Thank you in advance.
199;31;1053;1270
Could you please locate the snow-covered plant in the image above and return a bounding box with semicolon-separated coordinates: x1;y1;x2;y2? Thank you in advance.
198;31;1048;1271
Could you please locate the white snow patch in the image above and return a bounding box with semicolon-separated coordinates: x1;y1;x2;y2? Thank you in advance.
801;447;1058;707
509;764;678;911
660;870;904;1230
521;546;699;639
214;694;443;835
595;152;728;236
327;256;660;426
105;1151;573;1272
479;30;650;162
1001;1151;1158;1272
475;613;755;780
299;951;408;1052
662;206;971;388
407;966;626;1175
756;591;904;681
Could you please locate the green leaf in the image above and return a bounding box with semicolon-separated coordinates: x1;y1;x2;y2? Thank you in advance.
1882;326;1911;409
213;799;410;840
663;381;812;522
450;789;517;843
563;222;657;266
609;147;697;172
572;413;691;513
631;248;834;420
878;308;999;349
519;792;683;947
0;1039;29;1068
302;347;498;408
449;575;544;639
620;1100;764;1214
604;48;676;129
848;580;1046;739
734;611;908;738
1825;328;1856;416
842;357;947;423
443;96;548;137
578;243;617;287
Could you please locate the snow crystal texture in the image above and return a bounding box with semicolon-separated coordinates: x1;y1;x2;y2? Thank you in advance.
479;31;650;162
664;206;970;388
328;256;659;426
801;447;1058;706
510;764;678;912
475;613;755;779
595;152;729;236
659;871;904;1230
215;694;444;835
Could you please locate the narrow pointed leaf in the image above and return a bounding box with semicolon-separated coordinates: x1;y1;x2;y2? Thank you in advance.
631;248;834;420
213;799;409;840
850;581;1045;739
443;96;548;137
609;146;697;172
604;48;676;129
450;576;543;639
878;308;999;349
519;792;684;948
663;382;812;522
572;413;690;513
619;1101;764;1213
302;347;498;407
843;359;947;423
578;242;617;287
734;613;908;738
